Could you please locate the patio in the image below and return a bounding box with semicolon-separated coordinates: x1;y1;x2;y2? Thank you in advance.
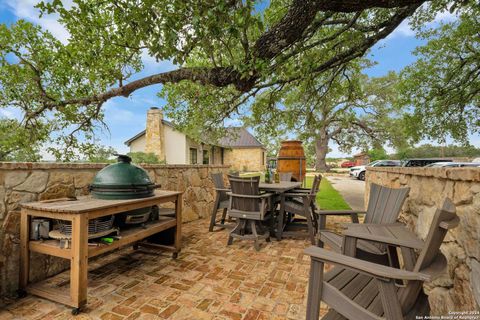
0;218;333;320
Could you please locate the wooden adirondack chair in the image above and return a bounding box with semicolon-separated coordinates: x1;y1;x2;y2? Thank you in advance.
277;175;322;244
318;183;410;264
227;175;273;251
305;198;459;320
209;173;232;232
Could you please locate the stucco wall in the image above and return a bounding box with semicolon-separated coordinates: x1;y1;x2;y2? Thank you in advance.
0;162;229;301
224;148;266;172
366;167;480;314
129;134;147;153
164;125;187;164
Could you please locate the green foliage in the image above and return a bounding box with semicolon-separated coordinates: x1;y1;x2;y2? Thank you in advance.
399;2;480;143
367;148;388;162
394;144;480;159
0;0;472;161
245;66;404;169
0;119;46;161
86;146;117;163
127;152;163;164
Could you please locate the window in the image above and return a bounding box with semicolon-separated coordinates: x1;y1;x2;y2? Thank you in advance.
262;151;265;165
203;150;210;164
190;148;197;164
221;148;224;165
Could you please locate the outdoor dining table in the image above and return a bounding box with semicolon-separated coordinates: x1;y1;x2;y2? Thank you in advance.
259;181;302;193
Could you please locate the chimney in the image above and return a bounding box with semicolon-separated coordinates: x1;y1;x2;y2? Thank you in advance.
145;107;166;161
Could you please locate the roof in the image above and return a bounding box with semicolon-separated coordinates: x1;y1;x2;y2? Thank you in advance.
124;125;264;149
124;120;174;146
218;127;264;149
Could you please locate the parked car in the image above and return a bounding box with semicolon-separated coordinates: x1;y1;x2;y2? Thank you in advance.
340;161;356;168
401;158;452;167
425;162;480;168
349;160;401;181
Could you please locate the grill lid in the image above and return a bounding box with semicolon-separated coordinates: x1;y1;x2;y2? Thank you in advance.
89;155;155;199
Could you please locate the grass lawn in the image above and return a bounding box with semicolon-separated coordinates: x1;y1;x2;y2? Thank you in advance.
304;175;351;210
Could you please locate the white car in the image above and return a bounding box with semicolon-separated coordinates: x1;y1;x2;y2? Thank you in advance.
349;160;401;181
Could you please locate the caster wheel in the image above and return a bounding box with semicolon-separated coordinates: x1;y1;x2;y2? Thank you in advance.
17;289;27;299
172;252;178;259
72;308;81;315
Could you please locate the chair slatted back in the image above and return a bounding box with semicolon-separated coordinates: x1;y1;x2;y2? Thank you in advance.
228;175;261;213
279;172;293;182
211;173;229;202
306;175;322;206
414;198;458;272
398;198;458;313
364;183;410;224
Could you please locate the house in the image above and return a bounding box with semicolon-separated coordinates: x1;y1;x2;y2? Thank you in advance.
353;152;370;166
124;107;266;171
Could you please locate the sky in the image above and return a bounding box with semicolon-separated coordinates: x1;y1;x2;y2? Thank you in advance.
0;0;477;159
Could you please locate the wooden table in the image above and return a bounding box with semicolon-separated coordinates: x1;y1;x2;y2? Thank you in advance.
259;181;301;193
342;222;424;270
19;190;182;314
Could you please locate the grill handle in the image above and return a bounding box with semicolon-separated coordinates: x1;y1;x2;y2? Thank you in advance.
154;184;162;189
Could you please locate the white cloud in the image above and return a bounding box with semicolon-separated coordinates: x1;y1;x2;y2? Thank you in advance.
5;0;71;43
388;8;458;39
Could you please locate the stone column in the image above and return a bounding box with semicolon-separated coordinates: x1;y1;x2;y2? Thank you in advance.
145;107;166;162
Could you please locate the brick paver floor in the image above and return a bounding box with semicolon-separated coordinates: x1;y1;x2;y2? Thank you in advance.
0;218;336;320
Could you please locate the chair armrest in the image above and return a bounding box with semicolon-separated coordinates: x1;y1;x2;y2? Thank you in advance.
318;210;367;215
304;246;431;281
227;192;274;199
343;226;424;250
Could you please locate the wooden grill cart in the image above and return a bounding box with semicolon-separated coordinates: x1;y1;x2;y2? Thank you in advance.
19;190;182;314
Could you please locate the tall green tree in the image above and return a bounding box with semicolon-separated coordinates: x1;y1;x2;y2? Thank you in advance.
399;2;479;143
247;68;403;171
0;0;439;159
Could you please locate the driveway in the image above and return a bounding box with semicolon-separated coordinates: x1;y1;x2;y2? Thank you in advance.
326;175;365;211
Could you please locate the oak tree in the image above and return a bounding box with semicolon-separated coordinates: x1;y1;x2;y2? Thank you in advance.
0;0;455;159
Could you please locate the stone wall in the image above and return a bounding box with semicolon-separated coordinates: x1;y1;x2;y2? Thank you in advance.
224;147;266;172
0;162;229;301
366;167;480;314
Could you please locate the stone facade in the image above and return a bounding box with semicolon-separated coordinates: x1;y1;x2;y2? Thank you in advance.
145;108;166;161
224;148;266;172
0;162;229;301
366;167;480;314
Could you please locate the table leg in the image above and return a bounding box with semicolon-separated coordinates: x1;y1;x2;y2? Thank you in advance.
70;215;88;309
19;210;30;292
173;194;182;258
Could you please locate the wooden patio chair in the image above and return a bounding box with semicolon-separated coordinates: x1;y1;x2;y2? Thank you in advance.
279;172;293;182
318;183;409;264
305;198;459;320
227;175;273;251
276;175;322;244
209;173;232;232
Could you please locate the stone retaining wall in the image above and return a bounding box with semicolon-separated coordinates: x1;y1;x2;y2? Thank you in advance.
0;162;230;301
366;167;480;314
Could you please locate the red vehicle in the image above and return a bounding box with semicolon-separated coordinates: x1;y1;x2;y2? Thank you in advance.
341;161;355;168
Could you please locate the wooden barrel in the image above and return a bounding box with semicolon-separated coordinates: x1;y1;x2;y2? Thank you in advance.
277;140;306;182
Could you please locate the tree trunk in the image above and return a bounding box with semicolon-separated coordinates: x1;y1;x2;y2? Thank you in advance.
315;132;329;172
